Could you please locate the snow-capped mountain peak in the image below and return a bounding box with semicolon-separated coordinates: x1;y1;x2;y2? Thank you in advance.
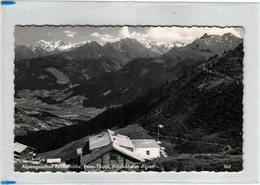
145;41;167;48
145;41;187;55
171;41;187;48
31;40;66;52
28;40;93;57
28;40;91;52
61;40;91;50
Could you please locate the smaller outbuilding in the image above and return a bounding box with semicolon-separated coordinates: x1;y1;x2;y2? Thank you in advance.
131;139;160;159
14;142;36;161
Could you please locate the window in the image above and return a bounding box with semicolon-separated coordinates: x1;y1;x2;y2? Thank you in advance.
146;150;150;155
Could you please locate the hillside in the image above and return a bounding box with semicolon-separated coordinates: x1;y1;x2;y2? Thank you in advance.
56;57;183;108
15;45;36;60
135;43;243;155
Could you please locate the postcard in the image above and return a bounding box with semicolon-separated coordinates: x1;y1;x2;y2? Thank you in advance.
14;25;244;172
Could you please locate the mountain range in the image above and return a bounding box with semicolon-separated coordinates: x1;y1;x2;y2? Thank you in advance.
15;38;186;61
14;38;186;91
15;33;242;91
15;40;92;60
14;32;243;135
39;33;242;108
15;33;241;62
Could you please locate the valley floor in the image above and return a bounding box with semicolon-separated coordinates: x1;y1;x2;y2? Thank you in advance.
14;89;105;135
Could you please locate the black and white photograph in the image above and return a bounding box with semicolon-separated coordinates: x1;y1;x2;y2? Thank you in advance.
13;25;244;172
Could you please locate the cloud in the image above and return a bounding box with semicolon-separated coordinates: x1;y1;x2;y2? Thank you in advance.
100;35;119;43
118;27;131;38
64;30;72;34
91;26;244;45
90;32;100;37
90;32;119;43
146;27;244;44
47;32;52;36
147;27;184;43
64;30;77;38
117;27;150;44
67;34;75;37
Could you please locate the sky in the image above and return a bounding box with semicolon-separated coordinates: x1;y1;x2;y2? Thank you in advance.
15;26;244;46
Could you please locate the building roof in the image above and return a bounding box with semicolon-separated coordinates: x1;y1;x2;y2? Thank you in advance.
89;129;135;151
14;142;35;153
81;143;145;165
112;144;144;162
131;139;160;148
81;144;112;164
108;129;134;149
14;142;27;153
